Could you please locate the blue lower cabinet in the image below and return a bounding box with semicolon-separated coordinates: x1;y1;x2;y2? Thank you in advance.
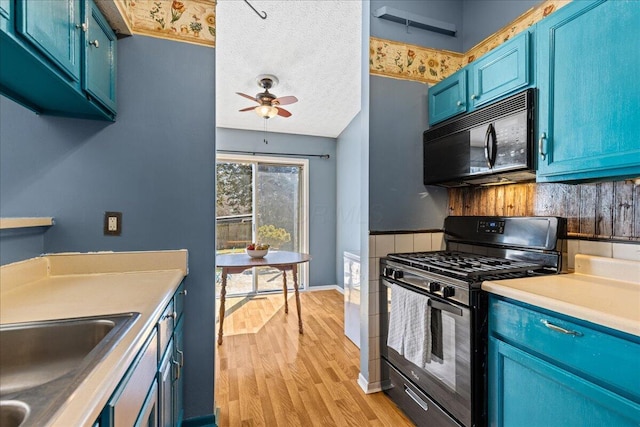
0;0;11;34
489;338;640;427
173;317;185;427
488;296;640;427
101;284;186;427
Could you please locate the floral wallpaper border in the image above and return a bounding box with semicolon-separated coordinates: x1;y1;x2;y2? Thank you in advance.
370;0;570;85
114;0;216;47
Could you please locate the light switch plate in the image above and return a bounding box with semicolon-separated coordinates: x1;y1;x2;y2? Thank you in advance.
104;211;122;236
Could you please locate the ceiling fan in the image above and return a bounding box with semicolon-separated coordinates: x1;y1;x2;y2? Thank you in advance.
236;75;298;119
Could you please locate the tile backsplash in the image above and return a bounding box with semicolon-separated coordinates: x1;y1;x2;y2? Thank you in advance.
366;230;444;386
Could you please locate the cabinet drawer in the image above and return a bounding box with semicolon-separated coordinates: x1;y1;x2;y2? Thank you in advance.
489;297;640;400
382;361;461;427
107;329;158;427
157;300;175;362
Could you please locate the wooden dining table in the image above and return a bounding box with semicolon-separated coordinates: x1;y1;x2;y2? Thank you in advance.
215;250;311;345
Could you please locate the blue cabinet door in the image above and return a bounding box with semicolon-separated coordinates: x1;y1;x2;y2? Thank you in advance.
16;0;81;82
428;69;467;125
469;31;530;109
489;337;640;427
0;0;11;34
536;0;640;182
173;317;184;427
83;0;116;114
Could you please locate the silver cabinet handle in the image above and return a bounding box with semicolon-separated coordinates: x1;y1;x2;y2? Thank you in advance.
456;100;463;106
180;289;188;296
76;23;88;32
162;311;177;320
541;319;582;336
538;132;547;160
172;359;181;381
471;94;477;100
404;385;429;411
89;40;100;48
177;349;184;366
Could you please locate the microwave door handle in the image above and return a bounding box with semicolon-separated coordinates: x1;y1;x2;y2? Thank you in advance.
484;123;497;168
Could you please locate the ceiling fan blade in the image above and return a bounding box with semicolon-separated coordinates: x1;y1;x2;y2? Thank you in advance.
273;95;298;106
236;92;259;103
239;106;256;112
276;107;292;118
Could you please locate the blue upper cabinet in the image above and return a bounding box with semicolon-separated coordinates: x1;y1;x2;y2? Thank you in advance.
428;69;467;125
0;0;116;121
16;0;81;83
428;31;532;127
84;0;116;114
536;0;640;182
469;31;530;110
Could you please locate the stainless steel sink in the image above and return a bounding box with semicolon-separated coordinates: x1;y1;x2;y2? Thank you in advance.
0;313;140;427
0;401;29;427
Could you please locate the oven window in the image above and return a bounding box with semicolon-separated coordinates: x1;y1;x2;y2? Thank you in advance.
424;309;456;390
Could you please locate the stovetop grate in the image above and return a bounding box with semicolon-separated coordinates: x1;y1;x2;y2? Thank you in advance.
387;250;545;278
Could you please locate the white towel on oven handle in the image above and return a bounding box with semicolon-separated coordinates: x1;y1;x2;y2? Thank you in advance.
403;288;432;367
386;283;405;355
386;283;432;367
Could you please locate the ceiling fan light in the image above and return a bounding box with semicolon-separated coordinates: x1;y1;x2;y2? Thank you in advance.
255;105;278;119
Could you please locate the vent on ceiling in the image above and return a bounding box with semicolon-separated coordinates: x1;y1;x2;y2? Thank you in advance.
373;6;456;36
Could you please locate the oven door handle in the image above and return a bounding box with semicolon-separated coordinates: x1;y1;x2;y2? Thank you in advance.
383;279;464;317
428;298;463;317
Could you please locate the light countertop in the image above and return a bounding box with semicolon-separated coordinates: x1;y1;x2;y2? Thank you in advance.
0;250;188;427
482;254;640;337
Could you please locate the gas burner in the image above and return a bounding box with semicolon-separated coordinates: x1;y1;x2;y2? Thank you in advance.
387;250;549;279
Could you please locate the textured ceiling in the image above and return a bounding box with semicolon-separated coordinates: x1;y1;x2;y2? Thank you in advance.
215;0;362;139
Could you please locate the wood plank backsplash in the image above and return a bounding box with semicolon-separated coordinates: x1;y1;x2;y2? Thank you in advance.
448;180;639;241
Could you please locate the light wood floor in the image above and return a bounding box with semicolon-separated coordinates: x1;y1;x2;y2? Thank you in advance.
214;290;414;426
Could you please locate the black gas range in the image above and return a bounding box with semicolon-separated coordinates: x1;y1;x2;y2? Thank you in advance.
380;216;566;427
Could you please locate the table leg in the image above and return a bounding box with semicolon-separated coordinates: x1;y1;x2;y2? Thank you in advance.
283;270;288;314
217;269;227;345
293;265;303;334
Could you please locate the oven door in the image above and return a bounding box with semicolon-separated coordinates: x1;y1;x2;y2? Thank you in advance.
381;277;472;427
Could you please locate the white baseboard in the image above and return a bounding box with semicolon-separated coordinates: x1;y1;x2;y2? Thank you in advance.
358;373;382;394
306;284;344;294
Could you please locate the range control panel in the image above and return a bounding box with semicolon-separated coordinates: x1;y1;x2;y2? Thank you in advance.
478;220;505;234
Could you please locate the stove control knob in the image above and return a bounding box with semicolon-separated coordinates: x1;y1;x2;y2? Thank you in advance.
383;267;392;277
391;269;403;280
442;286;455;298
428;282;441;293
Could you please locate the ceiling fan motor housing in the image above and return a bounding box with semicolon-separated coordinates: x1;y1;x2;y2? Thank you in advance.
256;74;278;90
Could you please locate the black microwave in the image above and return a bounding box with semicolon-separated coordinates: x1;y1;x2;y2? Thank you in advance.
423;88;535;187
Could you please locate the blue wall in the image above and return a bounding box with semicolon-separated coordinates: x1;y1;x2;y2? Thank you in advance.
369;75;449;231
0;36;216;419
336;112;362;286
370;0;463;51
0;228;47;265
462;0;540;51
368;0;458;232
216;127;337;286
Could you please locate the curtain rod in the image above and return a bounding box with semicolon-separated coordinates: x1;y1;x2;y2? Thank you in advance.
217;149;330;159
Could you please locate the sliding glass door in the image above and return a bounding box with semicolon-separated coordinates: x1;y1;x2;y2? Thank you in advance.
216;155;308;296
